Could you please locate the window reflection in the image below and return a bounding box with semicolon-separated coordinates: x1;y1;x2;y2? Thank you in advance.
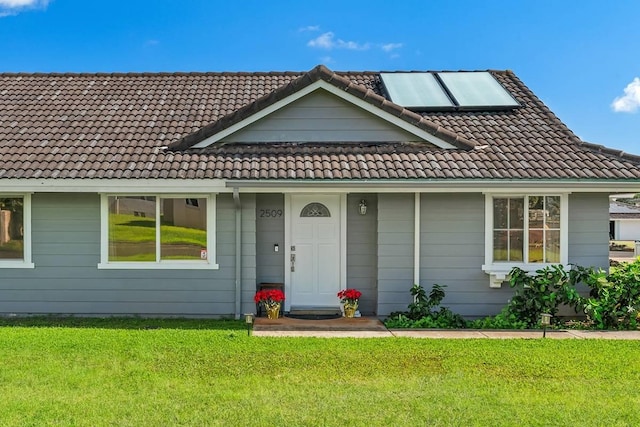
0;198;24;260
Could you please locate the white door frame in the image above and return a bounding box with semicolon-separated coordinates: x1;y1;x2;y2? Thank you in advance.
284;193;347;311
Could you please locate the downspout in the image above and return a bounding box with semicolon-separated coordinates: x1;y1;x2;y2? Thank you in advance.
414;193;420;285
233;188;242;319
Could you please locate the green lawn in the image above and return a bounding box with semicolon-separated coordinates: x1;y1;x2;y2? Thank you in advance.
0;318;638;426
109;213;206;246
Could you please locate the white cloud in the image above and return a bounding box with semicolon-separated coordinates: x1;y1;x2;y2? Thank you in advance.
307;32;335;49
612;77;640;113
381;43;403;52
0;0;49;16
299;25;320;32
307;32;370;51
306;31;403;58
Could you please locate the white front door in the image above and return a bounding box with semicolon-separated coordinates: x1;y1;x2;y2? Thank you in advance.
289;195;341;308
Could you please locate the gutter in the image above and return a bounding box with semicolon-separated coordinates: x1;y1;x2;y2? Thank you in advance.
224;179;640;193
233;187;242;319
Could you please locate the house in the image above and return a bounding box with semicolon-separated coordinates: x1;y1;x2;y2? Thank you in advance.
1;65;640;319
610;199;640;241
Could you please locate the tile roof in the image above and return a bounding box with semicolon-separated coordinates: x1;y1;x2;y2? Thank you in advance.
0;65;639;181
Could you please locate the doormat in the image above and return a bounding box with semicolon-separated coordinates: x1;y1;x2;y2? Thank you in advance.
285;314;342;320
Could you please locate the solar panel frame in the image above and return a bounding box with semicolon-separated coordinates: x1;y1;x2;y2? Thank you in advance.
380;72;456;111
436;72;520;110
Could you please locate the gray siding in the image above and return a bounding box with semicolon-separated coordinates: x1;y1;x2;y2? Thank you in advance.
222;90;419;143
347;194;377;315
255;193;285;286
239;194;258;315
420;193;512;318
377;193;414;315
568;193;609;269
0;193;249;317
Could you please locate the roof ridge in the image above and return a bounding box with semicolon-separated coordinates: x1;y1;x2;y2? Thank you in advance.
579;141;640;163
505;72;583;143
0;69;512;78
0;71;306;77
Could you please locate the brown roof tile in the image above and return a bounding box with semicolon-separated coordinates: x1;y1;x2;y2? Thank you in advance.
1;67;640;181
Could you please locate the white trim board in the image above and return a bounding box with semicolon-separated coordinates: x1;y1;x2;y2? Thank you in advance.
97;193;219;270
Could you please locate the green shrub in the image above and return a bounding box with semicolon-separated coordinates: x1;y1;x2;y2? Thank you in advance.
505;265;586;328
469;308;529;329
385;284;467;329
581;260;640;330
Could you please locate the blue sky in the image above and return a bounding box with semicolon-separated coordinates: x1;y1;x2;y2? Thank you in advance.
1;0;638;153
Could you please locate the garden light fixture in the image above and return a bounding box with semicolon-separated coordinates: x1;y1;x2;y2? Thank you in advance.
540;313;552;338
244;313;254;336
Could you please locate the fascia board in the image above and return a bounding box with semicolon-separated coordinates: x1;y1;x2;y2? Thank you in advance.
0;179;228;193
192;80;457;149
1;178;639;194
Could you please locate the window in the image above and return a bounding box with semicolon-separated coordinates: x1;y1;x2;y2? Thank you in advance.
483;194;567;286
0;195;33;268
99;194;218;269
300;202;331;217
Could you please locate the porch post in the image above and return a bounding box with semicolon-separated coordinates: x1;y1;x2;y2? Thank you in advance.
233;188;242;319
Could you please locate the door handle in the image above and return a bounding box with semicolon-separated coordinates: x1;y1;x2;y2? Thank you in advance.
290;254;295;272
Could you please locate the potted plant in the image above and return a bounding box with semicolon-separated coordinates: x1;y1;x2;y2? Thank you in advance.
337;288;362;318
254;289;285;319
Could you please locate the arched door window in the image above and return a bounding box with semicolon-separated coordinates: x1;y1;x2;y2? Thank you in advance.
300;202;331;217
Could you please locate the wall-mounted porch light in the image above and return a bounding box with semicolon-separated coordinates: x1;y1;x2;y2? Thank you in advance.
359;199;367;215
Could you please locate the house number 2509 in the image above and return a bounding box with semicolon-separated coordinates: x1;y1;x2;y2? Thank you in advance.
259;209;283;218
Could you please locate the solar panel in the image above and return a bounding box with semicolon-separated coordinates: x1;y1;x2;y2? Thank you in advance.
381;71;519;111
437;72;519;109
380;73;454;109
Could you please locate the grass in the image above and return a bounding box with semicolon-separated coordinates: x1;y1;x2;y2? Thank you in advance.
109;213;206;246
108;213;206;261
1;318;639;426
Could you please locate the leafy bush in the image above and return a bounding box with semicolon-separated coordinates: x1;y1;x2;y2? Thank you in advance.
581;260;640;330
385;284;466;329
468;308;529;329
504;265;587;328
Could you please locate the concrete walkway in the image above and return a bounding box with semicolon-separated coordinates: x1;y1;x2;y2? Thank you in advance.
252;316;640;339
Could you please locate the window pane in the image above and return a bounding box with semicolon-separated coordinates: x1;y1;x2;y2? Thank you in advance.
528;230;544;263
545;230;561;263
493;231;508;261
546;196;561;229
108;196;157;262
528;196;544;228
160;198;207;260
510;198;524;229
509;230;524;261
0;198;24;260
493;198;508;229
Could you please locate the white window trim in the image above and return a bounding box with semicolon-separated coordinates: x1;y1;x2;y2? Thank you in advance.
482;193;569;287
98;193;219;270
0;193;34;269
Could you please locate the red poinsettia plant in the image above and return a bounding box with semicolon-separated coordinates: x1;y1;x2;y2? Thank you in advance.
337;288;362;305
254;289;285;309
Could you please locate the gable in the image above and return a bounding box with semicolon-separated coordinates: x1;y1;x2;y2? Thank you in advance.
220;90;422;144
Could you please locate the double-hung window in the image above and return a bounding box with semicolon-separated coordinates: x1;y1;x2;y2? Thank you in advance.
483;194;567;287
0;194;33;268
99;194;218;269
